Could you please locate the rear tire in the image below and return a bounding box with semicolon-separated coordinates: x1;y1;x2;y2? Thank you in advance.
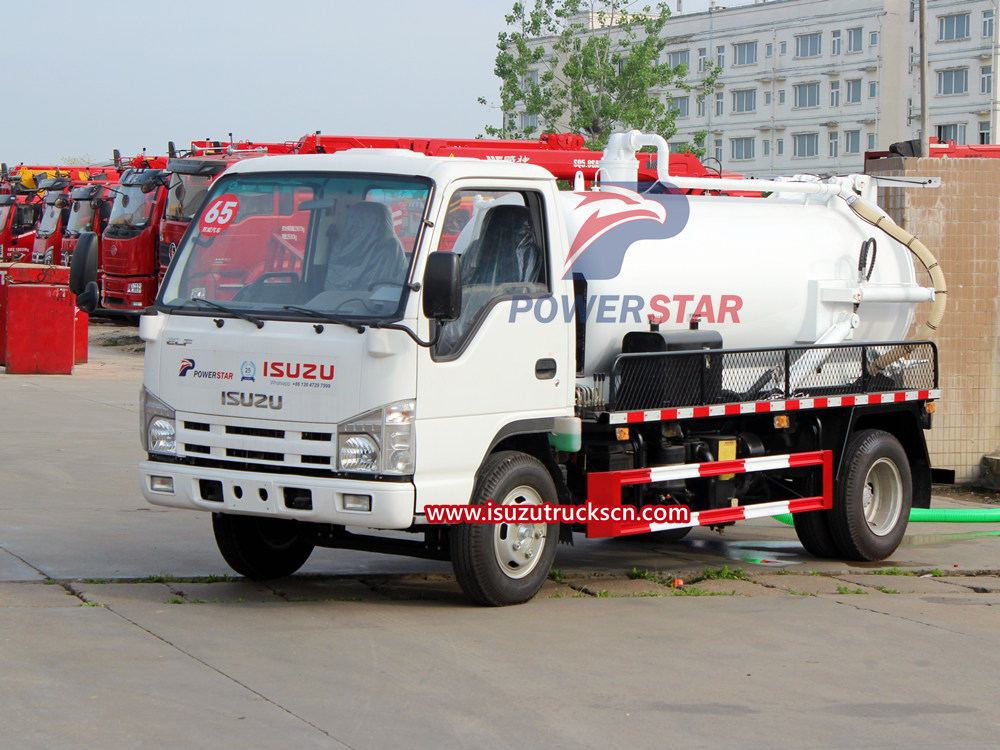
212;513;315;579
793;509;840;558
450;451;559;606
829;429;911;561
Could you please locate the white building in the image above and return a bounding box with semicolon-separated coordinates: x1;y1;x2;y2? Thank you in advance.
528;0;1000;174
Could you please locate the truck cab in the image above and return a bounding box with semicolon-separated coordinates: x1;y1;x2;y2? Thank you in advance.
30;177;73;264
61;183;113;268
100;167;168;310
138;152;573;590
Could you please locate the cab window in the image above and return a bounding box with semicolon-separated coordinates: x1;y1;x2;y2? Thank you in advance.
434;189;549;358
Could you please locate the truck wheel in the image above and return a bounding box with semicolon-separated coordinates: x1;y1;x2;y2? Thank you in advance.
829;429;911;561
212;513;315;579
450;451;559;606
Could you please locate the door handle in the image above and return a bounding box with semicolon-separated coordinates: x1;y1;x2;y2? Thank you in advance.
535;358;557;380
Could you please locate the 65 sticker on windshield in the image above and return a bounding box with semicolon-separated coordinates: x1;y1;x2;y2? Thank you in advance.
199;194;240;236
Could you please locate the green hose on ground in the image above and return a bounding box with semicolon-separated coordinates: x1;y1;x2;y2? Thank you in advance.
774;507;1000;526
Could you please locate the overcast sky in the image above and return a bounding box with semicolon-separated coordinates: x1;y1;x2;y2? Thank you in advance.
1;0;755;165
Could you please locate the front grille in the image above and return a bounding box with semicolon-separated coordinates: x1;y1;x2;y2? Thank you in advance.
175;413;336;470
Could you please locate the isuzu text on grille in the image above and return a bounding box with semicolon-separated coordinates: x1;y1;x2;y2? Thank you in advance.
221;392;284;409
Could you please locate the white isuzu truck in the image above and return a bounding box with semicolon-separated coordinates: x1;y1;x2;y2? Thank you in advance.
72;131;945;605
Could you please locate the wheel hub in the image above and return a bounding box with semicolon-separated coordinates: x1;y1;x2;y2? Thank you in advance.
862;458;903;536
493;485;547;579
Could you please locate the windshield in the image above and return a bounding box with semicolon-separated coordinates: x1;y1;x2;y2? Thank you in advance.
160;172;431;321
165;172;214;222
38;202;62;236
108;186;156;230
65;199;96;235
0;205;9;229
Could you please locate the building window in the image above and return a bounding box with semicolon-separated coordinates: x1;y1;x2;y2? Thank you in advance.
778;89;786;104
867;133;876;150
985;10;995;39
847;27;862;53
939;13;971;41
714;139;723;162
731;137;755;161
980;121;991;144
794;82;820;108
795;32;822;58
765;43;773;57
763;139;771;156
869;31;878;46
982;65;992;94
830;80;840;107
764;90;772;105
793;133;819;157
520;113;538;130
829;131;839;157
732;88;756;113
844;130;861;153
869;81;877;98
937;123;967;143
670;95;690;118
715;91;724;116
698;47;707;71
937;67;969;95
831;30;841;55
697;97;706;117
716;45;725;67
733;41;758;66
668;50;690;70
780;41;788;55
846;79;862;103
777;138;784;155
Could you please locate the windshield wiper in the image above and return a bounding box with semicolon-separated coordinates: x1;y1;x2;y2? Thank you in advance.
281;305;365;333
181;298;265;329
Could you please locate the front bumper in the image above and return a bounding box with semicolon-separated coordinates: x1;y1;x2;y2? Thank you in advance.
102;275;156;310
140;460;416;528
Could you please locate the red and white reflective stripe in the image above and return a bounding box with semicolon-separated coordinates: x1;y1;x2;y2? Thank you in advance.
648;498;825;532
585;449;833;539
608;388;942;425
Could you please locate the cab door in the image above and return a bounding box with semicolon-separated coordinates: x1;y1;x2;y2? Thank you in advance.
414;180;574;510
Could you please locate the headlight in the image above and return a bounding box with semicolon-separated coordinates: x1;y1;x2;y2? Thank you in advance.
338;434;379;472
337;399;414;475
148;417;176;454
140;387;176;455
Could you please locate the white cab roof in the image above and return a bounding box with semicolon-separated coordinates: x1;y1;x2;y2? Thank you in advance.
223;150;556;184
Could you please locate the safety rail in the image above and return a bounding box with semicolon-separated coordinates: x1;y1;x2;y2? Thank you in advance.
607;340;938;413
585;450;833;538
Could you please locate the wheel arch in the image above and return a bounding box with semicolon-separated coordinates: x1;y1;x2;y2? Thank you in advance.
850;407;931;509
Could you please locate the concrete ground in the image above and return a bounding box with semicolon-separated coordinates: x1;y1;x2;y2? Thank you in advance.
1;326;998;748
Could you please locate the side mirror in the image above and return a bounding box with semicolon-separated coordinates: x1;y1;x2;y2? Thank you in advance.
69;232;99;294
76;280;100;314
422;251;462;321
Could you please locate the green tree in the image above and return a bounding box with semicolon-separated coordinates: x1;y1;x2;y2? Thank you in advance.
481;0;718;153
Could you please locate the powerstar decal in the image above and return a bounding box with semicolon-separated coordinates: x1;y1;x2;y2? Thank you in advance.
178;358;234;380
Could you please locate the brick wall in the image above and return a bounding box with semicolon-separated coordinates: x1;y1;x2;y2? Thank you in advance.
867;156;1000;483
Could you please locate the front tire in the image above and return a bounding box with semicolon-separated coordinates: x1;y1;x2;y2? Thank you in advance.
212;513;315;579
450;451;559;606
829;429;911;561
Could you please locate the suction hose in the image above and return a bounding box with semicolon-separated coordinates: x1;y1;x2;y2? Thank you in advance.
774;507;1000;526
843;195;947;373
